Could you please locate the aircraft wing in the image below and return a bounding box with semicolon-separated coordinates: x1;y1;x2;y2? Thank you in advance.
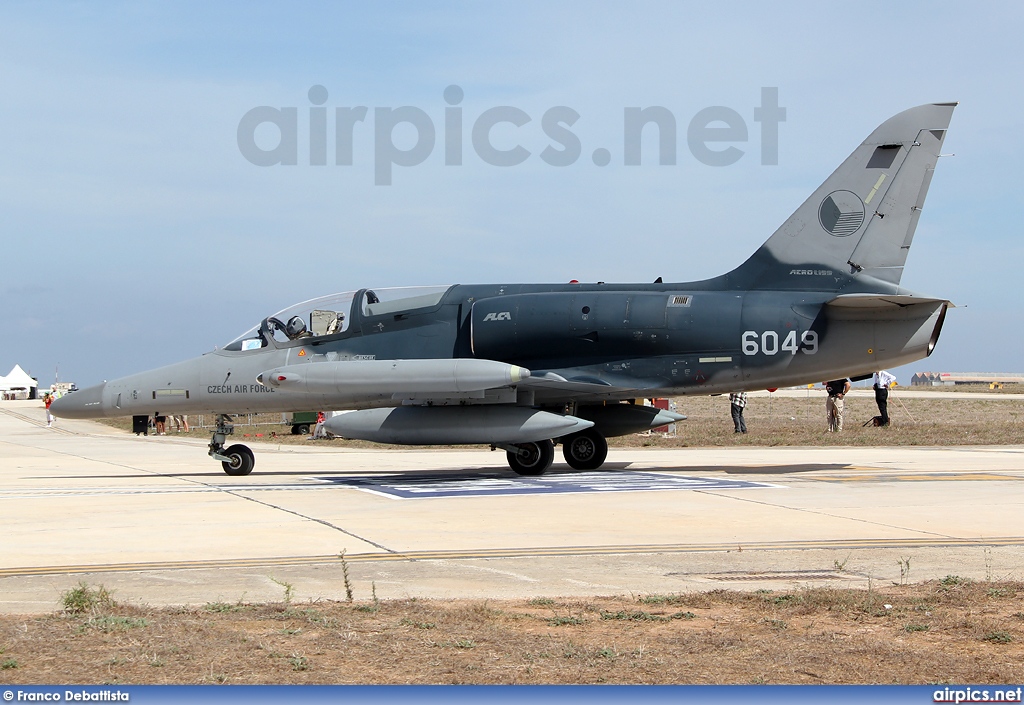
518;370;644;400
258;358;648;405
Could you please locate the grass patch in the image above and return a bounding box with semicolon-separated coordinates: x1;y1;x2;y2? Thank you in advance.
940;575;972;588
399;618;435;630
204;601;244;613
61;583;116;615
82;616;148;632
547;616;585;626
601;610;666;622
637;594;688;606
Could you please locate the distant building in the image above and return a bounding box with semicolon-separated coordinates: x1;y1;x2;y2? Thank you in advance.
911;372;1024;386
52;382;78;396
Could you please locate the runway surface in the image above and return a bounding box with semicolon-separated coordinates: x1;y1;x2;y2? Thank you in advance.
2;401;1023;613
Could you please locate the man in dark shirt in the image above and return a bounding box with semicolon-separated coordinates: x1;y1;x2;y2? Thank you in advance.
824;378;851;432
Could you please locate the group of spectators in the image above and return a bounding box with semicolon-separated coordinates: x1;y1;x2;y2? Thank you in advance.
134;414;189;436
729;370;897;434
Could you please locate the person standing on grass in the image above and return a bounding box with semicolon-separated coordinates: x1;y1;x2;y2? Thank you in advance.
729;392;748;434
824;378;851;432
872;370;896;426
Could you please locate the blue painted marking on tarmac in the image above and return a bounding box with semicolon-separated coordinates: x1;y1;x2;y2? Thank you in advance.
318;471;780;499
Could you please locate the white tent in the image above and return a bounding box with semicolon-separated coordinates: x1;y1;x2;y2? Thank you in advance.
0;365;39;396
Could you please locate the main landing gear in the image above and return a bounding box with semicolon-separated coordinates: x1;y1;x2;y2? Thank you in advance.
505;439;555;476
560;428;609;471
208;414;255;476
503;429;610;476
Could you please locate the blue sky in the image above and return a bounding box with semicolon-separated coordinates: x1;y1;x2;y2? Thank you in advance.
1;1;1020;386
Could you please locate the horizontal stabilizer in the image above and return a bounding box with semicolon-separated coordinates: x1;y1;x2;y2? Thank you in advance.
825;294;953;309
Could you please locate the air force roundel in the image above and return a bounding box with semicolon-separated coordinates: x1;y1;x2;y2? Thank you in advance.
818;190;865;237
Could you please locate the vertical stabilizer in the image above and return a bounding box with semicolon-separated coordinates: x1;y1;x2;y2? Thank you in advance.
729;103;956;292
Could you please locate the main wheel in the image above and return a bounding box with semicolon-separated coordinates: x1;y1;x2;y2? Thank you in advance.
506;440;554;476
561;429;608;470
221;444;255;476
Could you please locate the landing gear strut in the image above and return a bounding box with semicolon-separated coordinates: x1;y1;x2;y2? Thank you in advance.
208;414;255;476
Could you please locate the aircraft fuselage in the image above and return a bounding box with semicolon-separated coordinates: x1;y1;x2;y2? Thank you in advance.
67;282;946;420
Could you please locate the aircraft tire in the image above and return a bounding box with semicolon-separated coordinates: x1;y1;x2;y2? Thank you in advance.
507;440;554;476
221;444;255;476
561;429;608;470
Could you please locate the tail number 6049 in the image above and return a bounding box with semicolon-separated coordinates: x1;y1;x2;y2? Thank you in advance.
742;330;818;356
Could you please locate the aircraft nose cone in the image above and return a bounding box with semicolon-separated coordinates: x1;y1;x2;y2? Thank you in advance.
50;383;106;419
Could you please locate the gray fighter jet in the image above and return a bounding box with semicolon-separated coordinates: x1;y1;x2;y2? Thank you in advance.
53;102;956;476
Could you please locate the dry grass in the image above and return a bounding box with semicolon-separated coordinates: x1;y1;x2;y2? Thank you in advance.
101;393;1024;449
1;580;1021;684
617;393;1024;448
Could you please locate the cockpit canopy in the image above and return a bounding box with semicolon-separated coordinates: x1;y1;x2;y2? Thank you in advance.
221;285;452;351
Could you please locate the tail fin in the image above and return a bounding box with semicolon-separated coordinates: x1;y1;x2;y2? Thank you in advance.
728;102;956;292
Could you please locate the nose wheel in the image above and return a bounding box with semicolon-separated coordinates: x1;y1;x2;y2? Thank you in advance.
221;444;255;476
208;414;256;476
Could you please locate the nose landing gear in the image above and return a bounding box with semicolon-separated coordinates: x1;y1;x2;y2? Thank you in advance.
208;414;255;476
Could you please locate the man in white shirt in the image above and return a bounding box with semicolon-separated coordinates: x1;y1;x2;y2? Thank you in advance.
872;370;897;426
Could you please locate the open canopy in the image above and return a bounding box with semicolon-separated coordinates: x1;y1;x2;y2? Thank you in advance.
222;286;453;352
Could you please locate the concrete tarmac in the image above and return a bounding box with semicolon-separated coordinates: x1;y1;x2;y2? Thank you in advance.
1;400;1023;614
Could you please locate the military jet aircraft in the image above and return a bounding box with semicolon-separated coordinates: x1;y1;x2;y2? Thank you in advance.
53;102;956;477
